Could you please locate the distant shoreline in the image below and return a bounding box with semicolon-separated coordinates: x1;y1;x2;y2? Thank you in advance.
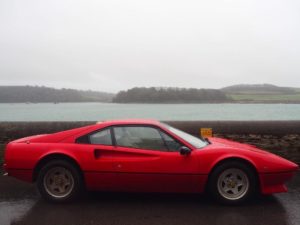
1;84;300;104
1;101;300;104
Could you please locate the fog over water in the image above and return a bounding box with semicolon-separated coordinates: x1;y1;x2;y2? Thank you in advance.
1;0;300;92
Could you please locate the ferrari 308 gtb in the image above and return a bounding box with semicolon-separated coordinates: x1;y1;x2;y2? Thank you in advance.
3;119;298;204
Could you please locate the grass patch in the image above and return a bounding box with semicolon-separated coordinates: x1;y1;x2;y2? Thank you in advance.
228;93;300;102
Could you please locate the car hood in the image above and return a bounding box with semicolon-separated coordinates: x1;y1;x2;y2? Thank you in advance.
211;137;299;171
207;137;270;154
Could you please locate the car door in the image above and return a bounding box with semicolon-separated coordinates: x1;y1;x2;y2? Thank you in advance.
75;127;120;191
111;125;204;193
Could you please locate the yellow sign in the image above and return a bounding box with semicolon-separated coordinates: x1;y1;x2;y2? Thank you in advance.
200;128;213;138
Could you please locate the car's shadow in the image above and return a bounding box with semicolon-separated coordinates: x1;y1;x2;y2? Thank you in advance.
11;192;290;225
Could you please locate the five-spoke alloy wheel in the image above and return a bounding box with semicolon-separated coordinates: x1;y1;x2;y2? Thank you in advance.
37;160;83;202
43;166;75;198
209;161;257;204
217;168;249;200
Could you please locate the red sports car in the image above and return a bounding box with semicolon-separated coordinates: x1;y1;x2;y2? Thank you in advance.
3;119;298;204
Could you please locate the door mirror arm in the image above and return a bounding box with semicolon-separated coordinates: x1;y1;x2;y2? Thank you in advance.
180;146;191;156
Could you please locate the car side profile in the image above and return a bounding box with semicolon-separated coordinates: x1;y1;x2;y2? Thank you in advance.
3;119;299;204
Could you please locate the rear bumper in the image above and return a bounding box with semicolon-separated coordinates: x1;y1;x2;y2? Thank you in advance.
259;171;297;194
2;163;8;176
3;168;33;182
3;160;33;182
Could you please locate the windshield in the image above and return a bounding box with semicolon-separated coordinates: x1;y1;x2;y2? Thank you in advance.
162;124;208;149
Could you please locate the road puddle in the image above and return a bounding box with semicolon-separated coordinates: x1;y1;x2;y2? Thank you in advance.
0;199;36;225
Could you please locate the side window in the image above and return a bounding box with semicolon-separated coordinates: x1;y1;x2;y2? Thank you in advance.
160;131;182;152
114;126;166;151
89;128;112;145
76;135;90;144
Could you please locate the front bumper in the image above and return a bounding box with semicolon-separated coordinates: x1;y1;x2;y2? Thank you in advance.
259;170;298;194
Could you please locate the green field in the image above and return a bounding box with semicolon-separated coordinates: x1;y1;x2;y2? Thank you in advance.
227;88;300;103
223;84;300;103
228;92;300;102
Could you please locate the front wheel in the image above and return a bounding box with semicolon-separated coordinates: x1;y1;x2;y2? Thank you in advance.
37;160;83;202
209;161;257;204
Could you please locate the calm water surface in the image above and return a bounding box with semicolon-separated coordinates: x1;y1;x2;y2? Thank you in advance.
0;103;299;121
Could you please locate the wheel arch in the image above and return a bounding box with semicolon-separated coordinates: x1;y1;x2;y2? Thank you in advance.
206;156;260;193
32;153;84;182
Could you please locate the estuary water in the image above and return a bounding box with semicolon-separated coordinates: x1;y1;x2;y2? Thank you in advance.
0;103;299;121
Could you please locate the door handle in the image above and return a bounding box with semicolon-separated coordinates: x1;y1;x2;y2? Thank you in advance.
94;149;101;159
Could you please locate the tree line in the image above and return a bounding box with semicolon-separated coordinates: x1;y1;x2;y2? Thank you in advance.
0;86;114;103
113;87;231;103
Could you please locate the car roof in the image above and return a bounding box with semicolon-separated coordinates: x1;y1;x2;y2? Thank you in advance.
96;119;162;127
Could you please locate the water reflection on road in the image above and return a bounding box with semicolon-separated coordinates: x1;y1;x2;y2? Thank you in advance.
2;194;291;225
0;174;299;225
0;200;35;225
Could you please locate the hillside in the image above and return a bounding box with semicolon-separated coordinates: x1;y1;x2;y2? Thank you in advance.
113;87;231;103
0;86;115;103
222;84;300;103
221;84;296;94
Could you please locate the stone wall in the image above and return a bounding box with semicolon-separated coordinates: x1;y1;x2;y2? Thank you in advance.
0;144;4;165
0;121;299;164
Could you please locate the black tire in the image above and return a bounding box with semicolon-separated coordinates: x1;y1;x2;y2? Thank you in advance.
208;160;257;205
37;159;83;203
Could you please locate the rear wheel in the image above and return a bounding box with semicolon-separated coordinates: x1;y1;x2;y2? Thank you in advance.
37;160;83;202
209;161;257;204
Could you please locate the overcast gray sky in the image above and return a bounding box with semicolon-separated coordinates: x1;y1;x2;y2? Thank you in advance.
0;0;300;93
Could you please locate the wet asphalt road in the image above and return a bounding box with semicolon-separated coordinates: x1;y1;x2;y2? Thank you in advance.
0;173;299;225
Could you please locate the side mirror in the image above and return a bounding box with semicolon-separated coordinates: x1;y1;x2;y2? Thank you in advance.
180;146;191;156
